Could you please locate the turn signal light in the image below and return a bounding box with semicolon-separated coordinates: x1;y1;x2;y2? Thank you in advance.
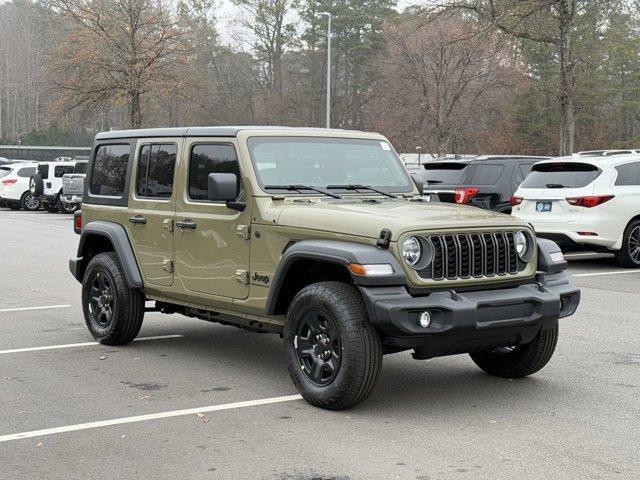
566;195;614;208
454;187;479;205
348;263;393;276
2;179;17;185
510;195;523;206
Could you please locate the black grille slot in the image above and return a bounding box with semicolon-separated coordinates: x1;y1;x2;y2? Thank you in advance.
495;233;507;275
444;235;458;279
457;234;471;278
470;234;483;277
483;233;496;276
505;232;518;274
421;231;527;281
430;236;445;280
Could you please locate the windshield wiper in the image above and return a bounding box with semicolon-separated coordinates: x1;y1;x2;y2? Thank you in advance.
263;184;342;199
326;184;397;199
546;183;568;189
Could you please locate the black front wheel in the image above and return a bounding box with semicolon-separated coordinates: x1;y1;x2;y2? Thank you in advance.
283;281;382;410
82;252;145;345
469;324;558;378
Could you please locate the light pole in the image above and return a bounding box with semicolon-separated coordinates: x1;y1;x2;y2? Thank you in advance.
318;12;331;129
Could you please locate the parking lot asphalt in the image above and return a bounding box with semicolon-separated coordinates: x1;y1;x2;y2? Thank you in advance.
0;209;638;480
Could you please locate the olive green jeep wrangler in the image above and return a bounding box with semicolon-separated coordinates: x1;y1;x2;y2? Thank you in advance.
70;127;580;410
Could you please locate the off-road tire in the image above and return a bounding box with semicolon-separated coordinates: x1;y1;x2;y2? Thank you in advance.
284;281;382;410
470;324;559;378
614;219;640;268
81;252;145;345
29;174;44;197
20;191;40;211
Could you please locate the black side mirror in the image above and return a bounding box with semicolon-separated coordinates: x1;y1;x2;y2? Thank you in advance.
411;173;425;195
207;173;245;211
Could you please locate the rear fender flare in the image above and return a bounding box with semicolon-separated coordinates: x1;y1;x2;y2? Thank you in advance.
73;221;143;288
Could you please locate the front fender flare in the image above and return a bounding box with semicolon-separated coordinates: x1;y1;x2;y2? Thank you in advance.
265;239;406;316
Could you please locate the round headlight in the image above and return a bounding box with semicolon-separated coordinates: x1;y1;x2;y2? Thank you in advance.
402;236;422;267
515;231;531;260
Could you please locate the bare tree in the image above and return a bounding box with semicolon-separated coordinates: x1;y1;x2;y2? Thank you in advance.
51;0;185;128
370;12;513;154
434;0;579;155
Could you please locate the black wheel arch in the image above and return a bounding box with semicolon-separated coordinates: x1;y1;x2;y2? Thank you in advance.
265;239;406;316
70;221;143;288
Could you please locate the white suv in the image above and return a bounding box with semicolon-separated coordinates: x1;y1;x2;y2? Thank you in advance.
0;163;40;210
512;155;640;267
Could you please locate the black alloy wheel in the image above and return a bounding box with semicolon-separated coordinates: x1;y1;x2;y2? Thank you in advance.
294;310;342;386
88;271;115;329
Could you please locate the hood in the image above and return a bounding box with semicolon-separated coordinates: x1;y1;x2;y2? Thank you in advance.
264;198;528;240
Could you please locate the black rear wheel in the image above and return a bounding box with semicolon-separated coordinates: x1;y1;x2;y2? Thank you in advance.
57;195;77;214
284;281;382;410
469;324;558;378
82;252;145;345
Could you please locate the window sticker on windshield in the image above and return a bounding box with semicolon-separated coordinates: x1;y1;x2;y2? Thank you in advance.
380;142;391;151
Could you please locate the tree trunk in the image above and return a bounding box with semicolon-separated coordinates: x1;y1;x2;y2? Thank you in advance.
130;91;142;129
558;0;575;156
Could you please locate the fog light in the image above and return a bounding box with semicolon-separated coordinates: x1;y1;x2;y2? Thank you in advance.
418;311;431;328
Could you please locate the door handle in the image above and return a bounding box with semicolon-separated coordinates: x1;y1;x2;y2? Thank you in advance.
129;216;147;225
176;219;197;230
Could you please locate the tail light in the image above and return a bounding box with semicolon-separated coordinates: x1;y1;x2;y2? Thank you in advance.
566;195;614;208
73;210;82;234
510;196;523;206
454;187;479;205
2;179;17;186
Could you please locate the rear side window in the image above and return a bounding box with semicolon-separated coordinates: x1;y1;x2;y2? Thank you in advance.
514;163;534;186
17;167;36;177
36;164;49;178
520;162;600;189
136;144;177;199
90;144;130;197
74;162;88;174
423;163;469;184
614;162;640;186
469;164;504;185
54;165;74;177
188;144;240;201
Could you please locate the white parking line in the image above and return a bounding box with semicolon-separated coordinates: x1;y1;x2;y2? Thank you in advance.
0;394;302;443
572;270;640;278
0;305;70;313
0;334;183;355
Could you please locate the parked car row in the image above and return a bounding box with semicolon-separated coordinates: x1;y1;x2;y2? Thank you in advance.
411;150;640;268
0;158;87;213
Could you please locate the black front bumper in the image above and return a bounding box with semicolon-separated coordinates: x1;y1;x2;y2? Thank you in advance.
359;272;580;359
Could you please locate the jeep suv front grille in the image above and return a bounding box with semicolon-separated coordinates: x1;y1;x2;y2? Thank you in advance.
419;232;527;281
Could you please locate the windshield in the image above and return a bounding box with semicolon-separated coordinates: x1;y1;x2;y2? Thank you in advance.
423;162;469;184
0;167;11;179
520;162;600;189
247;137;413;193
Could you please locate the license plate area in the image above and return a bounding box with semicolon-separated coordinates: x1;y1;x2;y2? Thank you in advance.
536;201;553;212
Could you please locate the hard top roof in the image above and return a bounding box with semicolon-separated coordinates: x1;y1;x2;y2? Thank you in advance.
94;126;370;141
